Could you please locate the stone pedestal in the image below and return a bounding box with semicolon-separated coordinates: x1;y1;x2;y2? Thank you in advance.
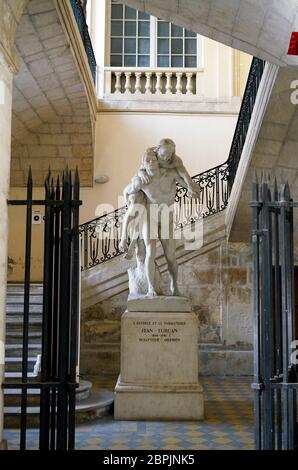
114;297;204;420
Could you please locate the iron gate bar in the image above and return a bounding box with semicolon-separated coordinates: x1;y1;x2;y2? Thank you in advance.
251;170;262;450
68;169;81;450
57;171;72;450
40;173;54;450
260;171;275;450
279;183;291;449
273;179;282;450
20;169;33;451
51;176;61;450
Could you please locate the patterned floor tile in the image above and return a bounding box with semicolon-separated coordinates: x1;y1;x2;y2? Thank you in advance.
4;377;254;450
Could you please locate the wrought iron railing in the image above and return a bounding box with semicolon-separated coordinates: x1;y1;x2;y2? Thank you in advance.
227;57;265;188
79;57;265;271
70;0;97;83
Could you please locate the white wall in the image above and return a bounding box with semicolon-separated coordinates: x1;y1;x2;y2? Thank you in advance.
80;112;237;222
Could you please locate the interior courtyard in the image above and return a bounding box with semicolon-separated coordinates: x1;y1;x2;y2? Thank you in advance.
0;0;298;452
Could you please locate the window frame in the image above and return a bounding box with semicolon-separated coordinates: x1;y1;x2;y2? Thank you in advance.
110;2;151;67
109;1;203;69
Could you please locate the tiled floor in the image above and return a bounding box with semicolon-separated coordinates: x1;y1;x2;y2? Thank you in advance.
4;377;254;450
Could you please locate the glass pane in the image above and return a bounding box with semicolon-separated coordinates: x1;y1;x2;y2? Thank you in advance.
124;55;136;66
125;21;136;36
171;55;183;67
185;39;196;54
158;21;169;37
171;24;183;37
111;38;123;54
111;21;123;37
111;55;122;66
138;55;150;67
157;55;169;67
185;55;197;67
171;39;183;54
111;4;123;20
138;38;150;54
125;6;136;19
124;38;136;53
158;38;169;54
139;11;150;20
138;21;150;37
185;29;196;37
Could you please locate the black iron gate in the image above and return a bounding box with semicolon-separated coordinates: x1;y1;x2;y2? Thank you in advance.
4;168;81;450
251;170;298;450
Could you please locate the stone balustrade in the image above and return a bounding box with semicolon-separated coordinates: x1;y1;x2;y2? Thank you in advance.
103;67;204;98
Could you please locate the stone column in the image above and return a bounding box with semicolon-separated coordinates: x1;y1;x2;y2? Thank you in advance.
0;49;13;450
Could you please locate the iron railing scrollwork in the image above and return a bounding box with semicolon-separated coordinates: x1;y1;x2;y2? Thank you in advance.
70;0;97;83
79;57;265;271
79;207;127;270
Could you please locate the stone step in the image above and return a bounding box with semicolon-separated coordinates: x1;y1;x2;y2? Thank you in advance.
6;316;42;325
5;371;37;380
6;295;43;305
4;388;114;428
4;380;92;407
7;284;43;295
6;332;42;344
6;325;42;335
5;344;42;357
6;304;43;314
5;357;37;373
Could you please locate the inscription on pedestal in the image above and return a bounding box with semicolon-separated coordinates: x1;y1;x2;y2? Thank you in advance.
134;320;186;343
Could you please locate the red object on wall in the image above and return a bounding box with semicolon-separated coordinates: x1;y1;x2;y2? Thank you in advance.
288;32;298;55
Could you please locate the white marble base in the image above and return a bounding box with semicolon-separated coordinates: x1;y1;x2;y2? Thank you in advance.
115;376;203;420
114;297;204;420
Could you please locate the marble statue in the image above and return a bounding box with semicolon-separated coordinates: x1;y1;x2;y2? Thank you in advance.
120;139;200;298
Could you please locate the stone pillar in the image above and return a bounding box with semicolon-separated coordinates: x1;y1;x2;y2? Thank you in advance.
0;49;13;449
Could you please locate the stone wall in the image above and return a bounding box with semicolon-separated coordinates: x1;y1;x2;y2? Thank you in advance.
80;240;253;378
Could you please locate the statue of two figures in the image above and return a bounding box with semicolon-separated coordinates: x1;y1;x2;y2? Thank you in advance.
119;139;200;299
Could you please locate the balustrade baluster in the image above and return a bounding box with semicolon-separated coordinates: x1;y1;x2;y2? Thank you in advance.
166;72;173;94
156;72;163;94
176;73;183;95
186;73;194;95
114;72;122;94
125;72;132;94
135;72;142;94
145;72;153;94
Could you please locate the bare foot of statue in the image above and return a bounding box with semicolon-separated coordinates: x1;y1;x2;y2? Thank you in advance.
119;238;128;253
146;288;158;298
170;285;181;296
122;240;137;260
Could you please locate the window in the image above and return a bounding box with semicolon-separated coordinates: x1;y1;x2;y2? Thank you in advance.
110;1;200;68
110;2;150;67
157;20;197;68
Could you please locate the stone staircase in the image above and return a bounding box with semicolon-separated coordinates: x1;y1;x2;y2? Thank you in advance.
4;284;114;428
